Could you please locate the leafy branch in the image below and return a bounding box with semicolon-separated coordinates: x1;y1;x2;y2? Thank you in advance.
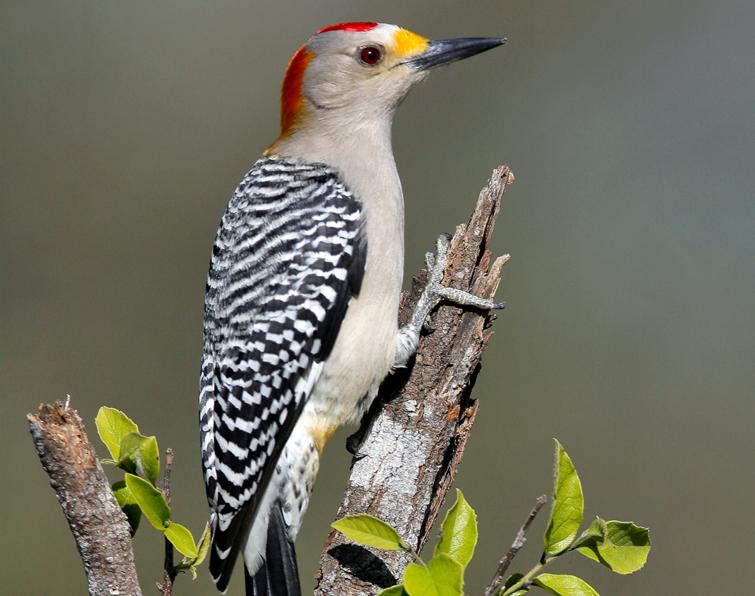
95;407;210;590
333;490;477;596
499;440;651;596
332;439;651;596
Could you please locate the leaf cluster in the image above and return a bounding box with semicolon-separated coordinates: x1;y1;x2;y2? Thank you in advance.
95;407;210;579
332;439;651;596
332;489;477;596
500;439;651;595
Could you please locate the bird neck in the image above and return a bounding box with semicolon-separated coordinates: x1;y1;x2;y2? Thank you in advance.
268;113;399;203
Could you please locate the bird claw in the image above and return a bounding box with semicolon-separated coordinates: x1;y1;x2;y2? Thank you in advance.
419;233;502;319
394;234;504;368
345;430;368;460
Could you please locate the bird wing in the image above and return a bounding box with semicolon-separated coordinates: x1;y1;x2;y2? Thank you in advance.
199;157;365;590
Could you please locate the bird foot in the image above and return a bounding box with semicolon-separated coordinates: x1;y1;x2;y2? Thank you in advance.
345;430;368;461
394;234;504;367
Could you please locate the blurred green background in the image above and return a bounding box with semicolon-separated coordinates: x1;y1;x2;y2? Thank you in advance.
2;0;753;594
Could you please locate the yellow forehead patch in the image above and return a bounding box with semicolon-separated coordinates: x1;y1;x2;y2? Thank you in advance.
393;28;430;59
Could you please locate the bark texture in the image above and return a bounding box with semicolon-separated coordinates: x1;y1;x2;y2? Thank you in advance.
314;165;514;596
28;402;142;596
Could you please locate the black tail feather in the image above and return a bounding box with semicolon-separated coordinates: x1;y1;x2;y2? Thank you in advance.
245;505;301;596
211;511;245;593
246;562;267;596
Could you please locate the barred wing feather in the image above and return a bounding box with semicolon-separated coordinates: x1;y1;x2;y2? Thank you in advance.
198;158;365;590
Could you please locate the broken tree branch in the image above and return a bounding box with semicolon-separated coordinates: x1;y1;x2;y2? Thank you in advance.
315;165;514;596
27;401;142;596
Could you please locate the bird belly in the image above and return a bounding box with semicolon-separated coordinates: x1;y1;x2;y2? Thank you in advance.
308;297;398;426
305;255;402;432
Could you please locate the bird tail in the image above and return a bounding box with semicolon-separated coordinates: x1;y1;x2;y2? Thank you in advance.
209;507;248;593
245;504;301;596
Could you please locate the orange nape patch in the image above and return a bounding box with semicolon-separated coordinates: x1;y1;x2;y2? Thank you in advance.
393;28;430;59
280;45;313;134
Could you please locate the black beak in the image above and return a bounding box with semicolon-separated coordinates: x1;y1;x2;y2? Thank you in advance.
406;37;506;71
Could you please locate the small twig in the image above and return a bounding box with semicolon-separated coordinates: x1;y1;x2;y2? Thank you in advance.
158;448;175;596
484;494;548;596
163;448;174;502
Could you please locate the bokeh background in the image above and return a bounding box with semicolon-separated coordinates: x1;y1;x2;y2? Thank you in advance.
3;0;753;594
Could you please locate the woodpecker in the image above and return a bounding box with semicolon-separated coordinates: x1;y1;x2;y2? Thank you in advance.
199;22;504;595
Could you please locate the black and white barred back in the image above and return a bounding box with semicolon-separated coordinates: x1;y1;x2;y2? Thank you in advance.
199;157;365;592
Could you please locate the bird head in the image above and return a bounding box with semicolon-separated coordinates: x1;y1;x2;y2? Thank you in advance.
270;22;505;147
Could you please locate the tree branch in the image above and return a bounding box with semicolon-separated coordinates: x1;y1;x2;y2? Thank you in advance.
315;165;514;595
484;494;547;596
27;401;142;596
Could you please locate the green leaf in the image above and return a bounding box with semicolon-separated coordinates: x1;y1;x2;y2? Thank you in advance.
575;544;602;565
576;521;650;574
571;517;606;550
137;435;160;484
193;521;211;566
403;554;463;596
117;432;160;484
95;407;138;460
583;517;606;539
124;473;170;529
403;562;433;595
574;517;608;564
117;432;144;473
165;522;198;558
376;586;407;596
331;514;407;551
177;521;211;580
544;439;584;555
533;573;599;596
434;489;478;569
111;480;141;535
598;521;650;573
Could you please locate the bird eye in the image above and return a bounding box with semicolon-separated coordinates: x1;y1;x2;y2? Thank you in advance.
358;45;383;66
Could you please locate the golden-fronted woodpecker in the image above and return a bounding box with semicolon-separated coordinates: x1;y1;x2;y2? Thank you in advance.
199;21;505;595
